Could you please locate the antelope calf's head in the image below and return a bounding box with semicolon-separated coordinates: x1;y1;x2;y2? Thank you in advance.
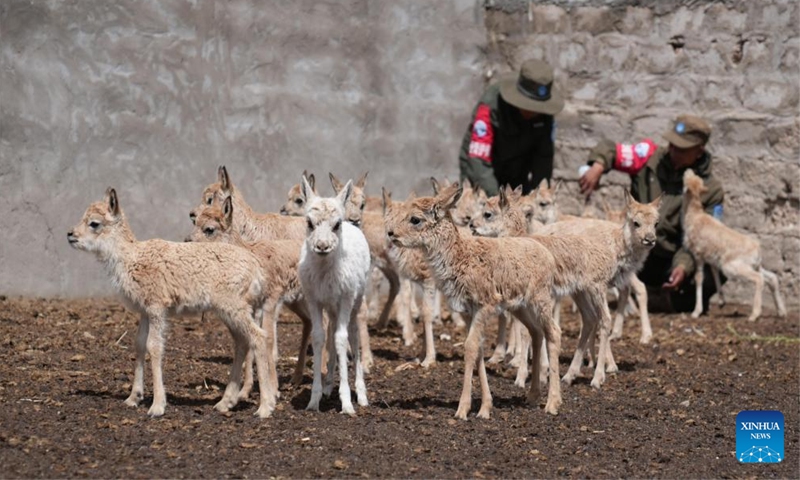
281;171;315;216
68;188;127;254
385;181;462;249
330;171;368;227
303;174;349;255
191;165;234;224
437;178;477;227
624;190;661;248
470;185;522;238
187;197;234;243
682;169;707;196
532;178;560;224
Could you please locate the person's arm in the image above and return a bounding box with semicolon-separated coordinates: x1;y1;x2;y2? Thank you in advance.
580;138;657;195
458;103;500;196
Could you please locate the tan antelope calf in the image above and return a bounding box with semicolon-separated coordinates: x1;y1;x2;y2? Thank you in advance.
68;189;276;418
531;178;581;225
381;190;440;367
600;200;652;344
471;185;630;389
537;191;661;386
190;166;306;242
683;170;786;321
187;198;312;392
385;182;562;419
280;170;316;216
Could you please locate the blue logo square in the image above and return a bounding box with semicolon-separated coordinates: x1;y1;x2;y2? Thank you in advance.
737;410;784;463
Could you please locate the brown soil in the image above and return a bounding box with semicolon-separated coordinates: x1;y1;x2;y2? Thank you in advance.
0;296;797;478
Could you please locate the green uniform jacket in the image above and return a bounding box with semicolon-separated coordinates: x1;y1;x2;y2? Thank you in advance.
589;139;724;277
458;83;555;196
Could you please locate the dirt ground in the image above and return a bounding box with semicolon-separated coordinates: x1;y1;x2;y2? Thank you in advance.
0;296;797;479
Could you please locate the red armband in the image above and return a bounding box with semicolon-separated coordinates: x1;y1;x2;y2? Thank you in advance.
467;104;493;163
614;139;657;175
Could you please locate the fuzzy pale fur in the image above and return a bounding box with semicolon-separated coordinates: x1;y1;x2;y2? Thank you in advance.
187;197;313;392
537;191;661;385
68;189;276;418
380;189;441;367
299;176;372;415
190;166;306;242
682;170;786;320
385;182;562;419
471;186;628;389
600;200;652;344
279;170;316;217
531;179;581;225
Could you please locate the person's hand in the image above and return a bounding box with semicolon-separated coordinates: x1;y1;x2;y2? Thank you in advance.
579;162;604;197
662;266;686;290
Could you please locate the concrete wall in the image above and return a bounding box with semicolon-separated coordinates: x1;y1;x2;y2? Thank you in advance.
2;0;798;306
484;0;799;307
0;0;485;296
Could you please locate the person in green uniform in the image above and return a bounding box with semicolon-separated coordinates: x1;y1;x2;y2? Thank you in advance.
458;59;564;197
579;114;726;313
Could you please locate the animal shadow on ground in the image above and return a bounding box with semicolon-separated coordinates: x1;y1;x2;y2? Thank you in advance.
74;389;225;409
198;355;232;365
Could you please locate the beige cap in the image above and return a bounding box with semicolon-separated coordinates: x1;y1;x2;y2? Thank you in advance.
499;59;564;116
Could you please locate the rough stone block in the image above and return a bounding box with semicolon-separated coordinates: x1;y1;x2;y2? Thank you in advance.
571;7;616;35
741;77;799;114
633;41;678;74
760;234;784;273
529;4;570;34
781;236;800;273
702;3;747;34
617;6;654;35
594;33;635;71
745;1;796;32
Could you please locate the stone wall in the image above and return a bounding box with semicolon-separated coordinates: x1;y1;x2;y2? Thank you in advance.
483;0;799;307
0;0;485;297
1;0;797;306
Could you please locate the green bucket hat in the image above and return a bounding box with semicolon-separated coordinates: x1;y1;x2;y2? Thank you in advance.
499;59;564;116
662;114;711;148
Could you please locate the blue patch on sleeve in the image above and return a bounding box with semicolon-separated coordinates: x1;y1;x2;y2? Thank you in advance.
712;204;723;220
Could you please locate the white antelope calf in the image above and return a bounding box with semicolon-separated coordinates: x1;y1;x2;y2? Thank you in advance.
385;182;562;419
299;176;372;415
683;170;786;321
68;189;276;418
188;198;312;391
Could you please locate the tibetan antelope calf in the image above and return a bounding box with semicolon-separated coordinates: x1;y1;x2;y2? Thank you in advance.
537;191;661;386
190;166;306;242
471;185;631;389
68;189;276;418
600;200;652;344
280;170;316;216
683;170;786;321
299;176;372;415
385;182;562;419
187;197;312;391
